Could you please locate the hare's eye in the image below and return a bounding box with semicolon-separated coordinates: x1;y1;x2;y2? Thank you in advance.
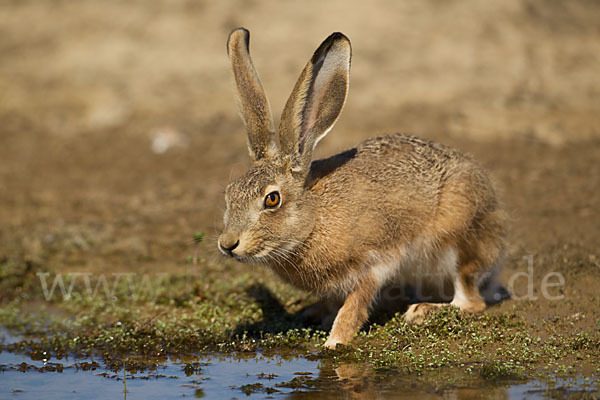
264;191;281;209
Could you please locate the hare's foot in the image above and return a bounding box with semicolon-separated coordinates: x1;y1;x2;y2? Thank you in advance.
404;267;488;324
324;274;378;350
403;278;487;324
323;336;343;350
403;302;446;324
450;266;486;313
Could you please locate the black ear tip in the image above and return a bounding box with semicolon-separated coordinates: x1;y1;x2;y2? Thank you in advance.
329;32;350;43
311;32;351;63
227;27;250;54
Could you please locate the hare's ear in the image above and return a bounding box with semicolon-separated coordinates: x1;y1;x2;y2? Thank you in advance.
278;32;351;174
227;28;275;161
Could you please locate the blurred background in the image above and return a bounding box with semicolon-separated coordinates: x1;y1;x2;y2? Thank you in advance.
1;0;599;278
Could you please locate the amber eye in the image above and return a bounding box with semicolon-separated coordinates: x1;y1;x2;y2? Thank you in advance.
264;191;281;209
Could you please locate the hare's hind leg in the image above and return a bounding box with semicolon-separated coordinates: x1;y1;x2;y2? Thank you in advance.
403;259;486;324
404;209;506;324
449;261;487;312
451;206;507;313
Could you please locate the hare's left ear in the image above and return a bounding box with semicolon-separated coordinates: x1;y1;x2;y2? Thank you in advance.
278;32;351;175
227;28;275;162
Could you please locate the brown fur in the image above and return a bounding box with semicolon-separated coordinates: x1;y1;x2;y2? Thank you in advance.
219;28;507;349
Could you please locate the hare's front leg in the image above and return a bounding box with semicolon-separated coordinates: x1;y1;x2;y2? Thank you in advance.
324;274;378;349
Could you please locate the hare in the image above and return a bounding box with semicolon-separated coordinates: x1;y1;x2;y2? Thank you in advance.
218;28;507;349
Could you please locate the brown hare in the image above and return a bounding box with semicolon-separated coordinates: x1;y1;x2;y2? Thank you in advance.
218;28;507;349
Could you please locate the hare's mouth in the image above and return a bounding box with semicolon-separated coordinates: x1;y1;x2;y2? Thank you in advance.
230;240;299;264
223;245;271;263
218;234;273;262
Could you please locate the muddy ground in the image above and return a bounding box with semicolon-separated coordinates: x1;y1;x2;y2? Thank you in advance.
1;0;600;391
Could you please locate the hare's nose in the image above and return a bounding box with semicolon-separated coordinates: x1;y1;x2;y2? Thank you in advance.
218;233;240;255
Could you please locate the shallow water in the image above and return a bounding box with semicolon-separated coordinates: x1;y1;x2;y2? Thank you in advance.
1;329;598;399
0;351;320;399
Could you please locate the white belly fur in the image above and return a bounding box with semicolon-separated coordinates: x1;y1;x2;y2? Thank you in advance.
368;241;459;302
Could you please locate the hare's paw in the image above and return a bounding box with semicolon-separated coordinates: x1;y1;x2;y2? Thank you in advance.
324;336;343;350
403;303;446;324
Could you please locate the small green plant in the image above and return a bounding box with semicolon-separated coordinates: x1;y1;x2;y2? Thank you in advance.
479;360;525;381
193;232;204;243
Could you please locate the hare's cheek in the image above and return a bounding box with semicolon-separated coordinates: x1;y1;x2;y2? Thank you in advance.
247;207;262;225
282;210;300;228
257;209;286;232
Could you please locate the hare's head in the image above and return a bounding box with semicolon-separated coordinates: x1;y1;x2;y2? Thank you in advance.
218;28;351;261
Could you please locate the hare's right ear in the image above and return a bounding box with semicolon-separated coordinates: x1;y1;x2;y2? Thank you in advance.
227;28;275;162
278;32;351;175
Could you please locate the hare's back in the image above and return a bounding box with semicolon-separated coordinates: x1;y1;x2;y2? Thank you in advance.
307;133;493;244
309;133;473;197
355;133;466;185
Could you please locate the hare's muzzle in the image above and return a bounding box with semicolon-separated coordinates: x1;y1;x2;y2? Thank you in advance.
218;232;240;257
